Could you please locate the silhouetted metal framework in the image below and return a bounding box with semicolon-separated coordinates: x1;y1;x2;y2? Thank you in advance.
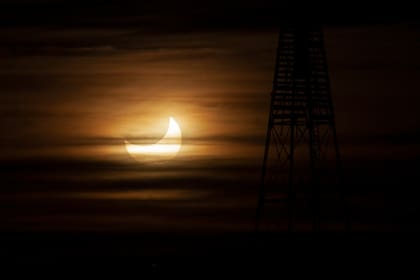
256;25;345;232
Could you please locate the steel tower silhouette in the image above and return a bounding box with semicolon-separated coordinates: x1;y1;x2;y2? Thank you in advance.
255;24;345;232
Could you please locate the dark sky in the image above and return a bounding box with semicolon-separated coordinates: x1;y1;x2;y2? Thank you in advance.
1;0;419;237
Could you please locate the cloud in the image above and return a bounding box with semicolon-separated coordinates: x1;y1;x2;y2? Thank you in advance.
1;45;117;57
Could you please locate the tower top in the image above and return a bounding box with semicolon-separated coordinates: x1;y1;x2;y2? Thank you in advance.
273;1;416;26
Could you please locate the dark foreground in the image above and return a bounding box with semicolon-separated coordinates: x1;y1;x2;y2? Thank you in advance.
2;230;419;272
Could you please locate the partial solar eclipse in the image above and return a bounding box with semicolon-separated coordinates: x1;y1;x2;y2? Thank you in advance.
125;116;182;162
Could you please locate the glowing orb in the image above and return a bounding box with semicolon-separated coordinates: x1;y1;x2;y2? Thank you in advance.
125;116;182;162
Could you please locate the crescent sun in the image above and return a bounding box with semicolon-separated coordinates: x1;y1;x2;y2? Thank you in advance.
124;116;182;162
